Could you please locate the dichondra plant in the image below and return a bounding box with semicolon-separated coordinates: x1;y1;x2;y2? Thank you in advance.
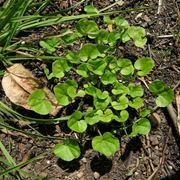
28;7;174;161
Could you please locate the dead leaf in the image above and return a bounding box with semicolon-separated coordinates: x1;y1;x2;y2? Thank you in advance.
2;63;61;116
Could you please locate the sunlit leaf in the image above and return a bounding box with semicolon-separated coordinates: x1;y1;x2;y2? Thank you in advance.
92;132;120;156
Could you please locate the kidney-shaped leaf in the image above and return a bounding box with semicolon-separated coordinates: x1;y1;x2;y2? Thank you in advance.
28;89;52;115
134;57;155;76
92;132;120;156
128;83;144;98
54;139;80;161
76;19;99;39
101;70;117;85
114;110;129;122
79;43;102;61
67;111;87;133
111;95;129;110
156;89;174;107
96;109;114;123
117;58;134;76
84;5;99;14
131;118;151;136
149;80;167;95
114;16;129;29
87;58;107;75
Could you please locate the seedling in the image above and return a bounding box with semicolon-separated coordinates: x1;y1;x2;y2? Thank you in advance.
28;9;174;161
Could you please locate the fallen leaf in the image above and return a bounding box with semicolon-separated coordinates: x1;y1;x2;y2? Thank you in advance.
2;63;61;116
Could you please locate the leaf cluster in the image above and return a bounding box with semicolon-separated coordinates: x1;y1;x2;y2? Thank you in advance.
27;11;174;161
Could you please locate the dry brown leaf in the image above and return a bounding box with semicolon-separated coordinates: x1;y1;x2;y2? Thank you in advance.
2;63;61;116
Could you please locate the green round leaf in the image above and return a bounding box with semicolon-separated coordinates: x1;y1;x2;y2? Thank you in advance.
67;86;77;98
66;51;80;64
134;57;155;76
114;16;129;29
101;70;117;85
76;19;99;39
96;29;109;44
108;31;120;46
115;110;129;122
54;139;80;161
94;96;111;110
85;86;97;97
79;43;101;61
52;59;72;78
149;80;166;94
54;84;70;106
111;95;129;110
112;82;129;95
76;64;89;77
128;83;144;98
92;132;120;156
131;118;151;136
96;109;113;123
28;89;52;115
121;30;131;43
156;89;174;107
134;37;147;49
96;90;109;100
117;58;134;76
87;58;107;75
129;97;144;109
68;111;87;133
85;110;100;125
84;5;99;14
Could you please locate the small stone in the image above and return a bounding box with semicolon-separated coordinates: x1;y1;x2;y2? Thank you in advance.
77;172;83;178
81;157;87;163
93;172;100;179
46;160;50;164
134;172;139;176
168;165;173;170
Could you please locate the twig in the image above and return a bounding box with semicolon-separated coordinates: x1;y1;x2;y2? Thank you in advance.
176;93;180;133
158;34;180;38
157;0;163;14
167;103;180;137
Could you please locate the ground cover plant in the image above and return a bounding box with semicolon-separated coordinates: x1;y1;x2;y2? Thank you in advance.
27;7;174;161
0;0;179;179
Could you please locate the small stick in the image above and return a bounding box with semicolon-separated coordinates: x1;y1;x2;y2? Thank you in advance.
167;104;180;136
158;35;174;38
157;0;163;14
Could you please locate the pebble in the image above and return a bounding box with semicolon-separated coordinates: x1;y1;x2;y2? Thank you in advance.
134;172;139;176
168;165;173;170
81;157;87;163
77;172;83;178
46;160;50;164
93;172;100;179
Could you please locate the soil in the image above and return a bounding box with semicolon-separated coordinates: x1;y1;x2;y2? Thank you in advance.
0;0;180;179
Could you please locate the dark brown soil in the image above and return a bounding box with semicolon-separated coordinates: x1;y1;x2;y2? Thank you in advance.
0;0;180;179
